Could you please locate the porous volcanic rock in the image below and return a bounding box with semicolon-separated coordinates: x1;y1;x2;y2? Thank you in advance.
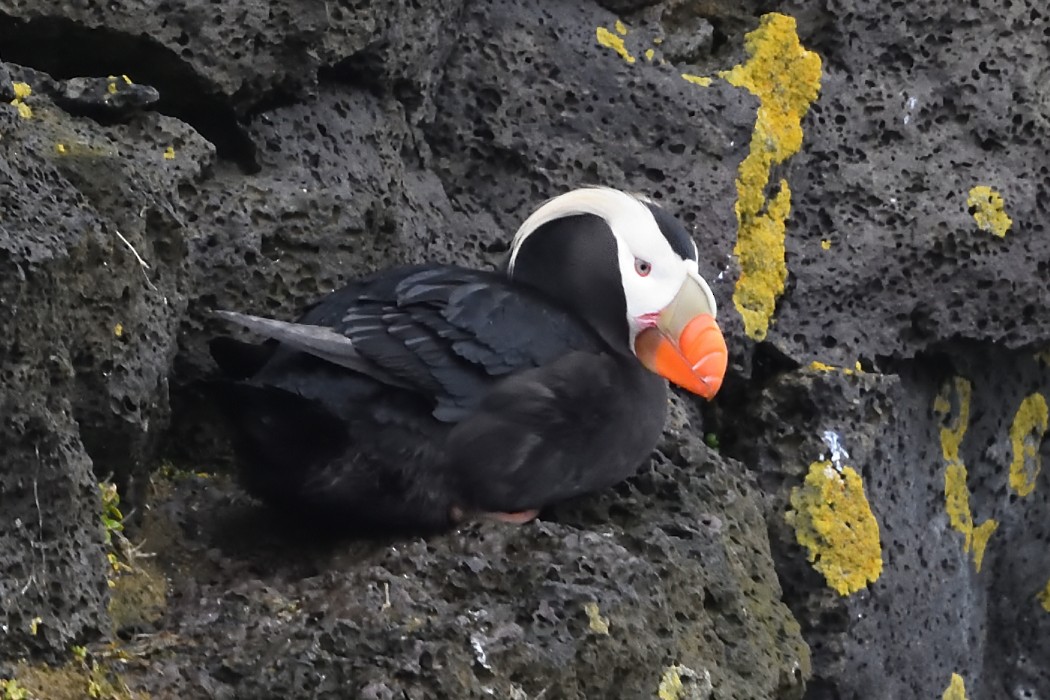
0;0;1048;698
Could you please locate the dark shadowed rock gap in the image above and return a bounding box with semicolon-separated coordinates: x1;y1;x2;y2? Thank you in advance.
0;13;259;170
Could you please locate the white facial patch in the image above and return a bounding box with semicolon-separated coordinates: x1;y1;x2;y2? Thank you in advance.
509;187;703;343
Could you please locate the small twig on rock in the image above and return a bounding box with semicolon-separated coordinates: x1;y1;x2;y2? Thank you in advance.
114;228;158;291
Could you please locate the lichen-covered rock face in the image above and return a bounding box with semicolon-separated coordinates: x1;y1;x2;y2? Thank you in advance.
0;0;1048;698
771;1;1050;360
728;354;1050;699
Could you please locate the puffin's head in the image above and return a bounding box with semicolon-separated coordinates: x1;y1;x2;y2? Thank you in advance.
508;187;728;399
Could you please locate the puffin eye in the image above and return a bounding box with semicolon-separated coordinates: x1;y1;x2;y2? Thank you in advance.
634;257;652;277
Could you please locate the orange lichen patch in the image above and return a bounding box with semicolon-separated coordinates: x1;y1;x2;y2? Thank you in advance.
681;73;712;86
967;185;1012;237
936;377;998;572
1009;393;1048;497
942;673;968;700
1038;579;1050;613
596;23;635;64
786;460;882;595
721;13;822;340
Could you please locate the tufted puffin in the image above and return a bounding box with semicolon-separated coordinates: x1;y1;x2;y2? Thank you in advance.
208;187;728;531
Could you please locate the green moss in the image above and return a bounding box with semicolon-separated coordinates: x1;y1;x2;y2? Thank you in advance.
0;680;29;700
98;481;168;632
108;559;167;632
14;654;149;700
99;482;124;546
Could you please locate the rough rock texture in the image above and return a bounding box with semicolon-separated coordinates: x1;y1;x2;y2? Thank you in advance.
729;352;1050;699
89;399;805;699
0;0;1048;698
772;1;1050;364
0;71;212;656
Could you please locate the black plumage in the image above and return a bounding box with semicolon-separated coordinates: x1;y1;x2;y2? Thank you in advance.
208;189;724;532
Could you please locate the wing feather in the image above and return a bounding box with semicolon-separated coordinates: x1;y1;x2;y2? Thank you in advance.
214;265;605;422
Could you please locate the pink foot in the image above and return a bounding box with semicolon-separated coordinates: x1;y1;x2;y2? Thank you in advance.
482;509;540;525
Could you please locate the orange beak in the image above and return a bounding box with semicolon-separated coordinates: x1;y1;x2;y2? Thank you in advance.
634;275;728;399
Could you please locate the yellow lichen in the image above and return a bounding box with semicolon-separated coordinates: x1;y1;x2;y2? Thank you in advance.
658;666;685;700
1038;579;1050;612
645;48;655;62
820;238;831;250
936;377;999;572
583;601;609;635
720;13;821;340
121;74;132;85
967;185;1012;237
681;73;712;87
942;673;968;700
786;461;882;595
15;657;148;700
55;143;68;155
10;82;32;119
596;25;636;64
28;617;42;636
1008;393;1048;497
163;146;176;160
808;360;861;375
657;664;711;700
614;19;627;35
107;77;119;95
108;559;167;632
0;679;29;700
113;323;124;338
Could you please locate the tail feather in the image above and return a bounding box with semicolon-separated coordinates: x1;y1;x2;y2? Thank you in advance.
209;336;277;379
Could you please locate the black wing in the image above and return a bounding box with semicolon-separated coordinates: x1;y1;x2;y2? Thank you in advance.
215;264;607;422
443;351;668;513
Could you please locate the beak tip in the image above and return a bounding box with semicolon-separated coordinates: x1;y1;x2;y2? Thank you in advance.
635;315;728;400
